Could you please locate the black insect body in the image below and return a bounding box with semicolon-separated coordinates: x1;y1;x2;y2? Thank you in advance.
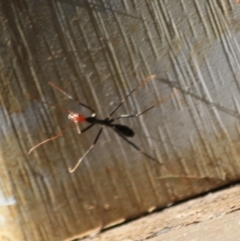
28;76;176;172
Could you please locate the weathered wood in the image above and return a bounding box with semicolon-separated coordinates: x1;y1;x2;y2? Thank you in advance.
81;184;240;241
1;0;240;240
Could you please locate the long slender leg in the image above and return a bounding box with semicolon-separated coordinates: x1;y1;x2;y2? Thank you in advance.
112;128;160;163
108;75;156;117
49;82;96;114
28;122;73;154
77;123;95;134
114;89;179;120
115;106;155;120
68;126;104;173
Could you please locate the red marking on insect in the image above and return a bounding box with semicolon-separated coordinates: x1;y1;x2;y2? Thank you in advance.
27;76;178;173
68;113;85;123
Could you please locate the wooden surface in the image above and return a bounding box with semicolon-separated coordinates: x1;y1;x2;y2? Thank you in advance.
81;184;240;241
1;0;240;240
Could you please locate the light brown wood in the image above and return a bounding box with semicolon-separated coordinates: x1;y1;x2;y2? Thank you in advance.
1;0;240;240
81;184;240;241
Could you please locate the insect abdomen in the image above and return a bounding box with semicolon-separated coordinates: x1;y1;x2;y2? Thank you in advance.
113;124;135;137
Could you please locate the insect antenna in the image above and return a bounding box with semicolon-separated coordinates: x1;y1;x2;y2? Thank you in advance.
48;82;96;114
28;122;73;154
27;93;75;154
26;93;71;114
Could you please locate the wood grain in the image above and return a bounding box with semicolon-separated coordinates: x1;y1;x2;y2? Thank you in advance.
1;0;240;240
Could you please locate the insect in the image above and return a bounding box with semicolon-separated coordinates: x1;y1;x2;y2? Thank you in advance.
28;75;177;173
